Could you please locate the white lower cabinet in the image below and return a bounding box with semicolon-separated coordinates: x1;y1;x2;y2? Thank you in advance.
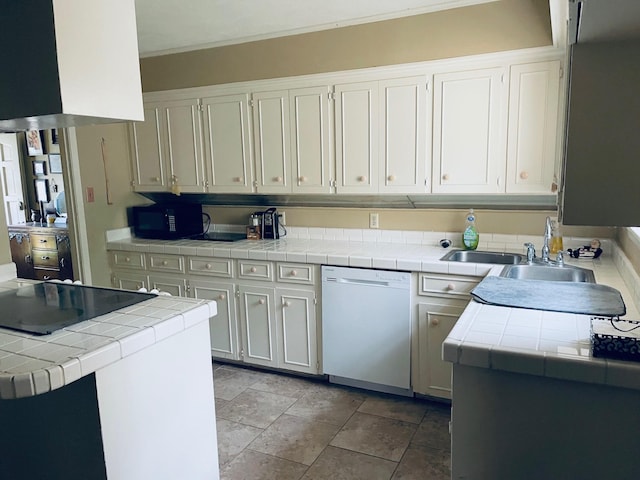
112;271;149;291
190;279;239;360
413;273;481;399
238;284;278;368
276;288;317;374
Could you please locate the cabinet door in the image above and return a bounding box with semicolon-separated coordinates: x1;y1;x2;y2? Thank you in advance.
416;300;466;399
252;90;291;193
162;98;206;193
190;279;239;360
238;285;277;367
379;77;429;193
202;94;254;193
276;288;318;374
335;82;379;193
289;86;332;193
9;232;33;279
148;274;188;297
56;235;74;281
506;61;561;193
432;67;506;193
130;105;166;191
112;272;148;291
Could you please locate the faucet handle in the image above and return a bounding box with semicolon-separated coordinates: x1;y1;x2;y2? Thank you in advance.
556;251;564;266
524;242;536;262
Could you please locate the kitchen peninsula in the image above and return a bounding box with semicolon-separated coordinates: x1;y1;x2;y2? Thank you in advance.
0;276;219;480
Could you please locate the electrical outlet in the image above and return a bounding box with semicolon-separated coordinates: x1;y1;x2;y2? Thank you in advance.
369;213;379;229
86;187;95;203
280;211;286;225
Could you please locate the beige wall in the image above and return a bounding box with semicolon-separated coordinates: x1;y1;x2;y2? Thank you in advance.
617;228;640;276
205;206;614;239
74;123;146;287
140;0;552;92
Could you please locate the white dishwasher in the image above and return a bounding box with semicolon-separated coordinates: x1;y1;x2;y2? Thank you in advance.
321;265;412;395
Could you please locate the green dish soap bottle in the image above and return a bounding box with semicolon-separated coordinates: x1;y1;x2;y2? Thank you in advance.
462;209;479;250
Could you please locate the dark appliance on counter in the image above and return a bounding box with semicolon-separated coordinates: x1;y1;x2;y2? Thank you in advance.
0;282;155;335
132;204;203;239
261;208;284;239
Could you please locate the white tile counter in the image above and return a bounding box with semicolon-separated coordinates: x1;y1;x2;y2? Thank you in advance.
0;278;217;399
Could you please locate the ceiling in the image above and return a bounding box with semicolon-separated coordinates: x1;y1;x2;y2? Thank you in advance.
134;0;497;57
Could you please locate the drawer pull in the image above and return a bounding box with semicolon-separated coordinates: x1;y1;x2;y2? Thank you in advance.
41;256;50;260
162;260;168;266
205;263;212;269
431;318;440;327
284;301;291;307
250;267;257;273
258;298;265;305
447;283;456;291
43;275;51;280
40;239;48;243
290;270;297;277
125;257;131;262
218;294;226;301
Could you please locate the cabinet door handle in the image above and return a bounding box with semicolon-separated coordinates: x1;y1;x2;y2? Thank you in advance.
388;175;396;182
258;298;265;305
274;176;283;183
299;176;307;183
442;174;449;181
60;258;65;268
283;301;291;307
430;318;440;327
218;294;226;301
357;175;367;182
25;255;32;265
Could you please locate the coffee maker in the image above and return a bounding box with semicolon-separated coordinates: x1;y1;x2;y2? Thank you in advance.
247;208;284;239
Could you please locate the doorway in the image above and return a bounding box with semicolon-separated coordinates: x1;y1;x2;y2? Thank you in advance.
0;131;75;281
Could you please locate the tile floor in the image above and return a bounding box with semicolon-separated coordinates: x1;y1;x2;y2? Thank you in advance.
213;362;451;480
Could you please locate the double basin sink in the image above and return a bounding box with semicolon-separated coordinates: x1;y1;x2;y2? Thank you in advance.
440;249;596;283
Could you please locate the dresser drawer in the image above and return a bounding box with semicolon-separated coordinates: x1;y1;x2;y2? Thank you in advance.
277;263;315;285
237;260;274;281
32;249;59;269
148;253;185;273
111;251;145;270
188;257;233;278
30;234;57;250
418;273;480;297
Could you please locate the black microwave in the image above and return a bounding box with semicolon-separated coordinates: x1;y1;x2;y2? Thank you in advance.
132;204;203;239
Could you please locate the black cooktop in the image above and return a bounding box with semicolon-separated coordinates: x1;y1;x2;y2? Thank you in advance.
0;282;156;335
195;232;247;242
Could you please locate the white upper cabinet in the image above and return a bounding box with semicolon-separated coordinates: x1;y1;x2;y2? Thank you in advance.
162;98;206;193
505;61;561;194
130;105;166;192
201;93;254;193
334;81;379;194
379;76;429;194
432;67;507;194
252;90;291;194
289;86;333;194
130;100;205;194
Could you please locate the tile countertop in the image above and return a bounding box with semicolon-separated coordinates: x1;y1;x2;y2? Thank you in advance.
107;235;640;391
0;279;217;400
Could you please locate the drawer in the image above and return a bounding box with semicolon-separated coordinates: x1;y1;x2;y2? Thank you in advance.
35;269;61;281
237;260;274;281
418;273;480;297
277;263;315;285
188;257;233;278
30;233;57;250
32;249;59;269
147;253;185;273
111;251;145;270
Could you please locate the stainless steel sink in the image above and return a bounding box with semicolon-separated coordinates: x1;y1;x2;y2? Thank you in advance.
440;250;525;265
500;264;596;283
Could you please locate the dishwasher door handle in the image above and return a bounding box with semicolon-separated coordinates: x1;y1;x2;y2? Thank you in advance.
334;278;391;287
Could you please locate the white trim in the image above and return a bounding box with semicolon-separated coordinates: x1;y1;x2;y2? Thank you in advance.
549;0;569;48
60;128;92;285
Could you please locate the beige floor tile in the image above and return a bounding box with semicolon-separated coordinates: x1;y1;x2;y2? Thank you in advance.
213;365;263;401
218;388;297;428
249;413;340;465
249;371;314;398
286;387;366;426
330;412;416;462
411;409;451;451
216;418;263;466
357;394;428;424
391;444;451;480
301;446;397;480
221;450;307;480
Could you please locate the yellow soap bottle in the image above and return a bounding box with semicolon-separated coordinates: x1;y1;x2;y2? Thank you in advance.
550;220;563;254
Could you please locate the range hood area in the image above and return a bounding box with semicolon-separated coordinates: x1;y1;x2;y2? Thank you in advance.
0;0;143;131
561;0;640;226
